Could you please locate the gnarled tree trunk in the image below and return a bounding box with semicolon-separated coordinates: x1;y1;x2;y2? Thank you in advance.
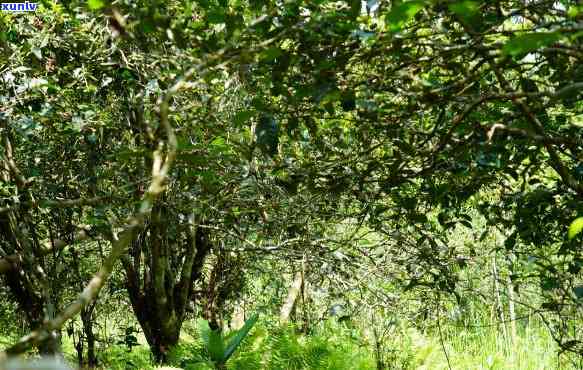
122;206;211;363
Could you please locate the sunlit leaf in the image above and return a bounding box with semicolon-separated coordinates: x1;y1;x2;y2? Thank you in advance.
87;0;105;10
31;47;42;60
503;32;561;56
385;0;426;32
568;217;583;240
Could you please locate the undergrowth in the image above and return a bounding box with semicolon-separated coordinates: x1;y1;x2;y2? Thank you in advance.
83;316;575;370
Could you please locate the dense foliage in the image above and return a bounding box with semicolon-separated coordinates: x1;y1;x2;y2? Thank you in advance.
0;0;582;369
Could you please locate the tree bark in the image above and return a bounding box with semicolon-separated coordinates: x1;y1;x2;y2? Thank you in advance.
279;271;303;324
81;304;98;367
0;131;62;356
506;257;517;344
492;254;508;342
0;213;56;355
123;211;212;363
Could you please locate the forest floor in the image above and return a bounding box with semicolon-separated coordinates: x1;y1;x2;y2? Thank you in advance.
33;317;575;369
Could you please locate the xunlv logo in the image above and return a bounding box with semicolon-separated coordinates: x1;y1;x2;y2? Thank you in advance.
2;2;38;11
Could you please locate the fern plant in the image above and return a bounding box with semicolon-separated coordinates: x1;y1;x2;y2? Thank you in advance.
197;314;259;369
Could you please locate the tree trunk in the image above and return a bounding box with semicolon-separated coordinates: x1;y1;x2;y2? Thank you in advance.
1;242;57;356
506;256;517;343
75;338;83;368
122;209;212;363
126;265;183;363
300;260;310;333
0;202;62;356
492;254;508;342
279;271;303;324
81;304;98;367
86;330;97;368
373;328;385;370
0;134;56;355
143;320;181;364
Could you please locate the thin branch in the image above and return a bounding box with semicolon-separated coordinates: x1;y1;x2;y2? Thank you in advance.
490;64;583;196
0;196;122;215
0;226;92;275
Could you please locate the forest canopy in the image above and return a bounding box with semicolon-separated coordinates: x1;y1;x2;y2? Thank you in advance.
0;0;582;369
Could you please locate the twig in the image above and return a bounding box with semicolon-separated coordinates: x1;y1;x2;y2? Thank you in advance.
437;300;453;370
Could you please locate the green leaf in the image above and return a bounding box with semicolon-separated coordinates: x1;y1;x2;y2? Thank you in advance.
198;319;212;347
208;330;225;363
568;217;583;240
260;47;283;62
541;277;559;291
574;285;583;299
347;0;361;18
210;136;231;154
198;319;225;362
251;97;268;111
256;114;279;156
567;6;583;18
222;314;258;363
385;0;425;32
449;1;479;16
31;47;42;60
249;0;267;10
178;153;206;165
208;10;226;24
459;220;472;229
503;32;561;57
449;1;480;26
87;0;105;10
410;213;428;223
234;110;254;126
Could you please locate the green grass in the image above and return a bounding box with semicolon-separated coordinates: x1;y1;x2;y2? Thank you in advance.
446;324;559;369
169;317;572;370
2;316;578;369
403;325;561;370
